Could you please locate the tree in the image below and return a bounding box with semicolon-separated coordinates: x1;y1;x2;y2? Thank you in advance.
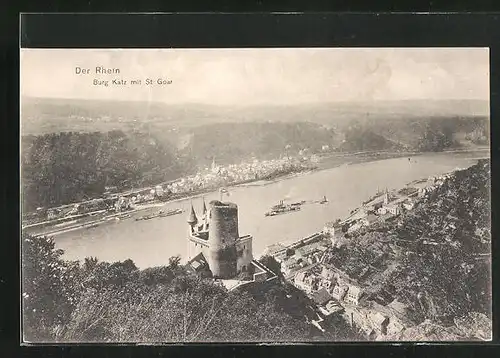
259;255;282;279
62;272;315;342
22;233;79;341
168;255;181;270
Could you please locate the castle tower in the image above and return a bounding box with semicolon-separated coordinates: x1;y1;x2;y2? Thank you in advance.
186;199;253;279
207;200;239;278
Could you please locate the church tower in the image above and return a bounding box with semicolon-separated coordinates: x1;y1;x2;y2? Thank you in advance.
384;188;390;205
211;156;218;173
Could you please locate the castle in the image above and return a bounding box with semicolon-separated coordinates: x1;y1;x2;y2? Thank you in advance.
186;198;254;279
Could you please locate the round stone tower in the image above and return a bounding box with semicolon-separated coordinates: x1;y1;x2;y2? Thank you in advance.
207;200;239;278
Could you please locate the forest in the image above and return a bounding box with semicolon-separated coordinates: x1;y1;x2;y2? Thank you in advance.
21;234;360;342
325;159;491;335
21;116;489;212
21;130;191;212
389;159;491;324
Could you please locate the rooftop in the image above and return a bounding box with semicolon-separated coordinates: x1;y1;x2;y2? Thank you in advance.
371;312;389;326
296;243;321;256
379;212;397;221
295;271;308;282
364;214;379;224
348;285;362;296
187;204;198;225
312;288;332;306
209;200;237;209
185;252;211;275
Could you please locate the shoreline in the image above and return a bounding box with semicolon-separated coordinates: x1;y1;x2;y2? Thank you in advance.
25;148;490;237
257;155;489;260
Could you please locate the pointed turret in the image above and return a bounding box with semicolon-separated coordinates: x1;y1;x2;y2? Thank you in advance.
202;197;207;216
187;203;198;226
201;197;209;230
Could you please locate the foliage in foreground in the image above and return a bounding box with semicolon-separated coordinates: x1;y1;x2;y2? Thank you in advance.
325;159;491;329
22;234;319;342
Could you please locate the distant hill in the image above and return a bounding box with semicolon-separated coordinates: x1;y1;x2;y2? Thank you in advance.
21;96;489;135
336;159;491;334
21;130;187;211
182;122;341;166
20;97;490;210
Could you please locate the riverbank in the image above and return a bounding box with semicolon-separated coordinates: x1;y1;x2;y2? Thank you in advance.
25;148;490;239
258;153;489;260
45;150;487;268
24;164;349;236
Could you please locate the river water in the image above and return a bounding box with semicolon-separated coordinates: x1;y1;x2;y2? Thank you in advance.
53;151;488;269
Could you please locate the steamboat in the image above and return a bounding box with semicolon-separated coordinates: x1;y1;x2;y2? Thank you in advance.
265;200;302;217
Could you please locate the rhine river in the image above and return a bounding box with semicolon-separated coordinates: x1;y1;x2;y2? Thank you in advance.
53;151;488;269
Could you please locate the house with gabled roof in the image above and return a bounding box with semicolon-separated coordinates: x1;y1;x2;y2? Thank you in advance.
331;284;348;301
344;284;363;306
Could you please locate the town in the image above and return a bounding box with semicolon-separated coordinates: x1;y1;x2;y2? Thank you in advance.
22;156;316;231
261;171;457;340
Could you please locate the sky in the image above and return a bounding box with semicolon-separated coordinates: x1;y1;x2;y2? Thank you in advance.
20;48;490;105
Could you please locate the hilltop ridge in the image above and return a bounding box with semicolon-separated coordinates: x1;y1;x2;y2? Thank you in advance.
21;97;489;135
324;159;491;340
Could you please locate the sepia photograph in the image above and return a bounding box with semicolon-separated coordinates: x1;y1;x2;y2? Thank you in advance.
20;47;491;343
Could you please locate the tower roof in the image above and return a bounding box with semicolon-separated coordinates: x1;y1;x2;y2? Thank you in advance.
187;203;198;225
202;197;207;214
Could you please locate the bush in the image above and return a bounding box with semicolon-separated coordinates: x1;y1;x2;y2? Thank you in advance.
22;233;80;341
22;232;325;342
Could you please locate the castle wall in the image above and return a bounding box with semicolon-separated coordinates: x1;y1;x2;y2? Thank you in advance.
236;236;253;273
187;234;210;261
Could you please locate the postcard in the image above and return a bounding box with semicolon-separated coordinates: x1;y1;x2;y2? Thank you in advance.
20;47;491;343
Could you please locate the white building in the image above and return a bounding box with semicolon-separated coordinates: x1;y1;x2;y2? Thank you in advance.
369;312;389;335
155;185;164;197
386;317;406;337
386;204;401;216
344;285;363;306
403;200;415;211
321;266;335;281
294;272;318;294
281;257;300;276
331;285;348;301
